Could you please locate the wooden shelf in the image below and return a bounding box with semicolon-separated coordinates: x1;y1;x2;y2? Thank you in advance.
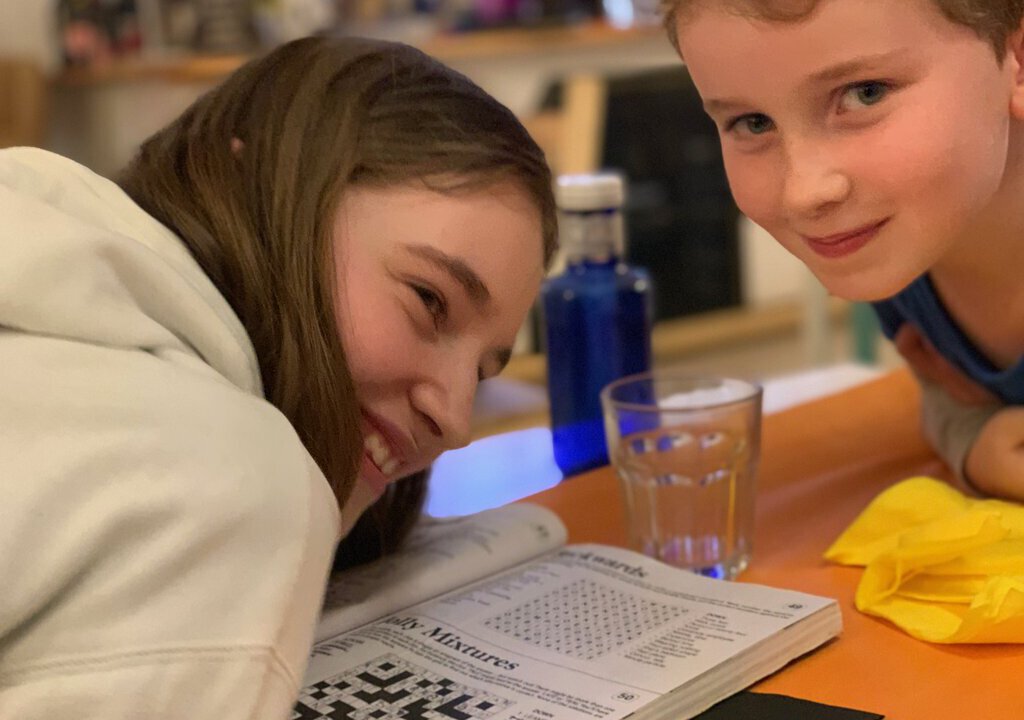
58;53;249;86
502;298;851;386
471;298;852;439
419;20;665;61
56;21;667;87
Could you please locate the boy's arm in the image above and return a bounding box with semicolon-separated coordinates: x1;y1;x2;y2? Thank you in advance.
917;378;1001;487
962;404;1024;501
894;324;1024;500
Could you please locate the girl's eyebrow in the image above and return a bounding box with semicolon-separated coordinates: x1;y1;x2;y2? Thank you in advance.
401;243;513;375
403;244;492;308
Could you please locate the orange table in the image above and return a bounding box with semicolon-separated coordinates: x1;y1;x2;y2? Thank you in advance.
525;369;1024;719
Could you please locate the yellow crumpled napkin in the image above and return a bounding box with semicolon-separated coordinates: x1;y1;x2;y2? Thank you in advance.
824;476;1024;643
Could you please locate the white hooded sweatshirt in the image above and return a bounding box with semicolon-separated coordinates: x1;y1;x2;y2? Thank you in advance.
0;148;343;718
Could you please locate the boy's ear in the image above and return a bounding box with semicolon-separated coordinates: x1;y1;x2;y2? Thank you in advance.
1008;21;1024;119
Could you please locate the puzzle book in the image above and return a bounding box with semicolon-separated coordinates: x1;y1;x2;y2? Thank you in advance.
295;504;840;720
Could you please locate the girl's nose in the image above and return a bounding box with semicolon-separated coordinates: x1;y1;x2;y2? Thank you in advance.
411;368;475;451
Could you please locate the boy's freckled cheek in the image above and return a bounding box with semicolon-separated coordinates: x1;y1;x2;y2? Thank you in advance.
723;159;781;223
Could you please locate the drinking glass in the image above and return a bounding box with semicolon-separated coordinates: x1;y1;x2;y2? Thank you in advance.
601;372;762;579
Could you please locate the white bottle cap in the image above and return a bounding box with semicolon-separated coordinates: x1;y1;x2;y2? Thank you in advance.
555;173;627;260
555;173;625;212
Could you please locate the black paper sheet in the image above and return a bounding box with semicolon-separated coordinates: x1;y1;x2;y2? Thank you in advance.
694;691;884;719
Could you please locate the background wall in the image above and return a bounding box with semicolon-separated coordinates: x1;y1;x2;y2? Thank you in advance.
0;0;61;72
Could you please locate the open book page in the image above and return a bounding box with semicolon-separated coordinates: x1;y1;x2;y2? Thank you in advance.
300;543;840;720
316;503;567;642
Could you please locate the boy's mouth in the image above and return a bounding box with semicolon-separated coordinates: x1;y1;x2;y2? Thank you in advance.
801;218;890;259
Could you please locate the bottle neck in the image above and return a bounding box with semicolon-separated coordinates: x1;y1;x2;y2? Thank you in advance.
565;255;621;270
559;208;625;263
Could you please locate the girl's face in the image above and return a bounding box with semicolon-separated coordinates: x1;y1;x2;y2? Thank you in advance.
332;181;544;497
677;0;1024;301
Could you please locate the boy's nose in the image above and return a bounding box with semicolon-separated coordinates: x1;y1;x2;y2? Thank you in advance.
782;145;852;218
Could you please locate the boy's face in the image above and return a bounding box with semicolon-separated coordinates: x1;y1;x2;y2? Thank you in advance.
677;0;1020;301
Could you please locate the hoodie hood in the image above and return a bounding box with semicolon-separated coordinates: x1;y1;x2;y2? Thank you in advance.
0;147;262;396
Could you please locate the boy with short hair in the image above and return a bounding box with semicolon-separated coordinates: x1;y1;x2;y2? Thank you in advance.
663;0;1024;500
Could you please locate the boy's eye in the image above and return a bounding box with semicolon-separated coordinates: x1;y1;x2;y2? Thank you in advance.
411;284;447;329
839;81;890;111
727;113;775;137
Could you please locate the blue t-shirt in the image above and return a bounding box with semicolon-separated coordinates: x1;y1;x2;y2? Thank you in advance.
873;274;1024;404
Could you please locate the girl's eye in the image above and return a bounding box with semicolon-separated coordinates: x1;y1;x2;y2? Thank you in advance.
839;81;890;111
727;113;775;137
412;284;447;329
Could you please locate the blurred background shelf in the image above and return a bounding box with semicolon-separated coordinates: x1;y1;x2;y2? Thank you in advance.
56;20;667;86
472;297;898;439
501;297;852;387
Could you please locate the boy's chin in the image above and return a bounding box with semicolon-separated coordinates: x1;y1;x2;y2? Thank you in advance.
812;269;915;304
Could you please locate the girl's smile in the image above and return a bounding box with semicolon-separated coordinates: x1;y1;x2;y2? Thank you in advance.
359;409;411;495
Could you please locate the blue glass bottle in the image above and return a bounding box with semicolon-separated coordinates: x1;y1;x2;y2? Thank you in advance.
542;174;653;476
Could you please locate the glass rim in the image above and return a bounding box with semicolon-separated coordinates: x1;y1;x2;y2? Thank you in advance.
600;371;763;413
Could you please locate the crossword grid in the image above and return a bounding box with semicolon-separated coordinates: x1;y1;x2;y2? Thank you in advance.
483;578;684;661
293;654;513;720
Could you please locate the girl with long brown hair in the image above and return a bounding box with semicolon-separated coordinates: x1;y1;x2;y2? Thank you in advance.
0;36;556;717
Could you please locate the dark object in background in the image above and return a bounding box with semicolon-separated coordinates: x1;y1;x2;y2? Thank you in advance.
602;67;742;322
447;0;602;31
57;0;142;66
542;68;742;323
193;0;257;52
